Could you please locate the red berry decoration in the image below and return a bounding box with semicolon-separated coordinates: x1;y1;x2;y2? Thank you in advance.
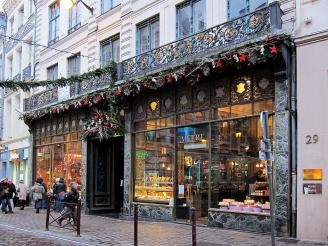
50;107;58;114
114;89;122;96
95;95;103;103
239;53;247;62
270;45;278;55
214;59;223;68
166;75;174;84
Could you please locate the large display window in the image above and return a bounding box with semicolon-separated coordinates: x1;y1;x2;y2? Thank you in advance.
35;133;82;191
134;129;174;203
132;68;275;218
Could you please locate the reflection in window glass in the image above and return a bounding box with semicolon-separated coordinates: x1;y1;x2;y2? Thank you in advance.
253;99;273;114
177;0;206;39
210;116;273;213
231;103;252;118
134;129;174;203
136;16;160;54
178;110;210;125
228;0;267;20
36;146;51;190
213;107;230;120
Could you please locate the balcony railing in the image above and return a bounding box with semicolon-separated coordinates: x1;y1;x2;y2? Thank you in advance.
23;88;58;112
117;2;282;80
23;2;282;112
22;65;32;81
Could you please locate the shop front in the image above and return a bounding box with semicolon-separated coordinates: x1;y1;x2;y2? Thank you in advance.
125;64;289;233
32;111;84;191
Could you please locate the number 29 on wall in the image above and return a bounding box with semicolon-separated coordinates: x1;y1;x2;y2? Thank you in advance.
306;134;319;144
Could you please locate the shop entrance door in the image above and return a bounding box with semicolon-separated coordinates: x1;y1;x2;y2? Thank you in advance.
177;125;209;222
87;137;124;213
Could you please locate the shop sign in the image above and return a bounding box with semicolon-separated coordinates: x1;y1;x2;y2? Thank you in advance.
303;183;322;194
135;151;151;159
178;134;206;144
10;152;19;160
303;169;322;180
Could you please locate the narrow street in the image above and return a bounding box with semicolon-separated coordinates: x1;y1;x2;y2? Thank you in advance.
0;207;326;246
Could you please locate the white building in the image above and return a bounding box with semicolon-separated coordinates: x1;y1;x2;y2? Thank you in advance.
295;0;328;242
0;0;35;186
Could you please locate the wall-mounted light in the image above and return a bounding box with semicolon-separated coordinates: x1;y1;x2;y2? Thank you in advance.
235;131;242;138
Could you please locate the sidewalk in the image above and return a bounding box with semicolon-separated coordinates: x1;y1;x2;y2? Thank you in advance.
0;207;326;246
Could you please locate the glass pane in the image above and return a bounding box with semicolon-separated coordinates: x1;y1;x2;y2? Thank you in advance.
112;0;119;7
193;0;206;33
249;0;267;11
228;0;247;19
253;99;274;114
112;39;120;62
134;129;174;203
178;4;192;38
211;117;271;213
139;25;148;53
177;125;209;219
213;107;230;120
102;0;110;12
35;146;51;191
52;142;82;191
230;103;252;118
178;110;210;125
101;43;111;67
150;20;159;49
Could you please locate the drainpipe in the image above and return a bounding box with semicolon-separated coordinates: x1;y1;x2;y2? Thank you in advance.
290;42;297;238
32;0;37;80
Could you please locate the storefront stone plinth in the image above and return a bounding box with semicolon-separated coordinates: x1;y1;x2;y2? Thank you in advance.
208;209;271;233
136;203;173;221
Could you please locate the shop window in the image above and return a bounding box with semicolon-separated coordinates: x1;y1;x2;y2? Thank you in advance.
230;103;252;118
227;0;267;20
213;107;230;120
52;142;82;190
36;146;51;190
177;124;209;218
136;15;159;55
253;99;274;114
177;110;210;125
210;116;273;213
134;129;174;203
176;0;206;39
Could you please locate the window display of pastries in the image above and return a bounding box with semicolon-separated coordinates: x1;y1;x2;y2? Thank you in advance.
218;199;270;214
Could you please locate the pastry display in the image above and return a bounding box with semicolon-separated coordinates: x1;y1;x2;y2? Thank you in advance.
218;199;270;214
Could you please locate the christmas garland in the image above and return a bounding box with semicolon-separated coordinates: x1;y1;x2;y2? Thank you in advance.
0;62;116;91
19;34;290;140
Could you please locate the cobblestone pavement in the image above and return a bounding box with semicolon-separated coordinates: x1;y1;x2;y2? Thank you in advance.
0;207;327;246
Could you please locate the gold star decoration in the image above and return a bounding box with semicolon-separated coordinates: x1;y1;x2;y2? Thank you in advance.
236;82;246;94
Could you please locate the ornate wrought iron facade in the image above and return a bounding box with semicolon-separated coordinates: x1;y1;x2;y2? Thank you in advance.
23;87;58;112
119;3;281;80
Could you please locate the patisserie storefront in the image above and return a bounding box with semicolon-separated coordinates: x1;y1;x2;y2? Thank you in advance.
126;64;289;233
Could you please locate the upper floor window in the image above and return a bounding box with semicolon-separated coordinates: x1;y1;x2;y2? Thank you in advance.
69;0;81;34
176;0;206;39
100;35;120;67
136;15;159;55
101;0;119;14
49;2;60;45
47;64;58;81
67;53;80;76
29;0;35;16
227;0;267;20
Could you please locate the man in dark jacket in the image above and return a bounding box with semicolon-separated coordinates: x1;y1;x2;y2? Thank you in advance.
0;179;12;213
58;182;79;226
8;180;17;209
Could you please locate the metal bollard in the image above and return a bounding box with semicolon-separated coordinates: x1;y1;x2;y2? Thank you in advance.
134;203;138;246
191;207;196;246
76;199;81;237
45;196;50;231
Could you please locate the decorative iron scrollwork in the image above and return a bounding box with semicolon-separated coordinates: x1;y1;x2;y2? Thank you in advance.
121;6;271;79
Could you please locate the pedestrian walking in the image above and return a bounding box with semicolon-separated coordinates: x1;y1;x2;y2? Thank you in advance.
17;179;27;210
40;177;48;209
31;177;45;213
0;178;13;213
53;177;66;212
7;179;17;209
58;182;79;226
